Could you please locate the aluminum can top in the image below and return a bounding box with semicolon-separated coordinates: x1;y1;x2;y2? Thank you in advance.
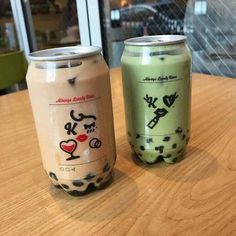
29;46;102;61
124;35;186;46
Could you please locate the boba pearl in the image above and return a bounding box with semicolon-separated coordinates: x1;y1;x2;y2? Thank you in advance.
72;180;84;187
163;136;170;142
49;172;58;181
172;143;177;149
61;184;69;189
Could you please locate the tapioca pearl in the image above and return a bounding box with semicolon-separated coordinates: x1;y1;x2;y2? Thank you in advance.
140;145;145;151
54;184;62;189
68;190;85;196
163;136;170;142
158;155;165;159
96;177;103;183
159;57;165;61
155;146;164;153
61;184;69;189
72;180;84;187
175;127;183;134
136;134;140;139
103;163;110;173
96;176;112;190
146;138;153;143
49;172;58;181
84;173;96;180
182;134;186;140
172;143;177;149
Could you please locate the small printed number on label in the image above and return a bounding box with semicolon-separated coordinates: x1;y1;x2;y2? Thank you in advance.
60;167;76;172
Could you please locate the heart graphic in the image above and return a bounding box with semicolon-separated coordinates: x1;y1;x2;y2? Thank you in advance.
59;139;77;154
163;92;178;107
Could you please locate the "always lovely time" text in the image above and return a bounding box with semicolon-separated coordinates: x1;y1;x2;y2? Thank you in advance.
56;94;95;104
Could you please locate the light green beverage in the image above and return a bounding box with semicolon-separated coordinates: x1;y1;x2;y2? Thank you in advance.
121;35;192;164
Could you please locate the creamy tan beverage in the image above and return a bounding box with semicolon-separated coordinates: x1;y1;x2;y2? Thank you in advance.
26;46;116;195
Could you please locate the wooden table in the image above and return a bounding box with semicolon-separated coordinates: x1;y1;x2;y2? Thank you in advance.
1;68;236;235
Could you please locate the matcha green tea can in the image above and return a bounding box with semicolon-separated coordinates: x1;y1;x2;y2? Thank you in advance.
121;35;192;164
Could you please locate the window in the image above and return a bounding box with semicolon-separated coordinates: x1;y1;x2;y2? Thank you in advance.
99;0;236;77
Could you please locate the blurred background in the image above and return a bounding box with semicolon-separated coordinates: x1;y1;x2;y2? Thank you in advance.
101;0;236;78
0;0;80;51
0;0;235;94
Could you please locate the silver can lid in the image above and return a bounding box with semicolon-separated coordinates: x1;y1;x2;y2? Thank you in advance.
29;46;102;61
124;35;186;46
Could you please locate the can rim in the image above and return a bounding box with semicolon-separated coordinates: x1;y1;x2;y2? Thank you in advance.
29;46;102;61
124;35;187;46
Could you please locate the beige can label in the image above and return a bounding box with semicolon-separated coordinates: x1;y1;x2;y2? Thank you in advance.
49;94;107;180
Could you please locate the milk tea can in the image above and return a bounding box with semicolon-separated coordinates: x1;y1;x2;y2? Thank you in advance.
26;46;116;195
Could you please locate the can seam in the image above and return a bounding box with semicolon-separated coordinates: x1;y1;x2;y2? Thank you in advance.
124;35;186;46
29;46;102;61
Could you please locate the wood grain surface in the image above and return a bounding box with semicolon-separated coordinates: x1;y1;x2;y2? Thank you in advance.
1;68;236;236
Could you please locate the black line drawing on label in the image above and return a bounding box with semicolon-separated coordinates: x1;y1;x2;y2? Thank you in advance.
59;155;105;166
84;122;96;133
89;138;102;149
64;122;78;135
144;94;157;108
147;108;168;129
59;139;80;161
163;92;178;107
70;110;96;122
